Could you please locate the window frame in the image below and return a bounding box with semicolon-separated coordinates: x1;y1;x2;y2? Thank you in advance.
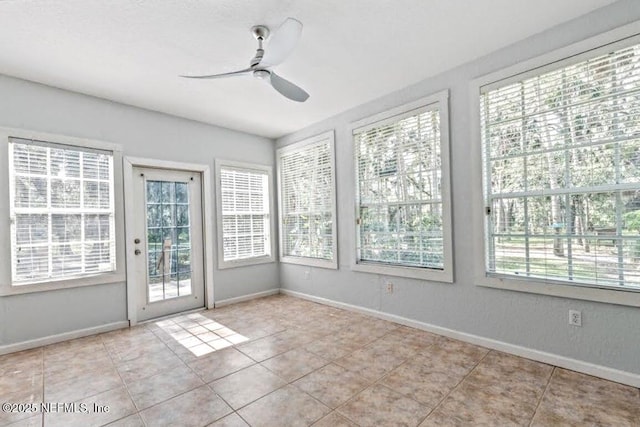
470;21;640;307
0;127;125;296
350;91;454;282
215;159;276;269
276;131;338;269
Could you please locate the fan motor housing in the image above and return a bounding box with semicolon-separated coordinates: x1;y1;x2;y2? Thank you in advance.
253;69;270;80
251;25;270;40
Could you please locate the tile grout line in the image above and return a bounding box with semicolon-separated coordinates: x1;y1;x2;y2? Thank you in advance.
328;346;416;426
151;313;331;425
415;347;493;425
233;316;382;426
135;318;252;423
528;366;556;427
202;381;240;425
40;347;44;427
235;410;252;426
287;322;431;426
214;328;336;424
13;294;622;427
327;334;478;426
43;335;143;426
142;321;238;425
99;330;148;427
271;354;342;426
28;306;409;427
27;300;421;426
55;332;259;427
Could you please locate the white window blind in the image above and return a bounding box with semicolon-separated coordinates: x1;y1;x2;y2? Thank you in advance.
9;138;116;283
278;136;336;264
481;41;640;290
354;107;444;269
220;166;270;261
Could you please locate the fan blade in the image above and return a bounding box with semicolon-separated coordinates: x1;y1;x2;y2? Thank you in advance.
180;68;253;79
269;71;309;102
260;18;302;67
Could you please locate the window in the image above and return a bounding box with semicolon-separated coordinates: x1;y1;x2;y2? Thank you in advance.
215;160;274;268
352;92;453;281
480;39;640;291
277;131;337;269
9;137;116;284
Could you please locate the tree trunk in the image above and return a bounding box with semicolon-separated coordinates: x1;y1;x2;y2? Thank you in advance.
535;78;564;256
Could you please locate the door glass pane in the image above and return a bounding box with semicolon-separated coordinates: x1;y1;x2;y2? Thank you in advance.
146;180;192;302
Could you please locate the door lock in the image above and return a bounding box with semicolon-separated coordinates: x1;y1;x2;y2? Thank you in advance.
134;238;140;244
135;249;141;255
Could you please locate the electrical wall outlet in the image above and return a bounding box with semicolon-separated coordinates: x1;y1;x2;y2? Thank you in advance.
386;282;394;294
304;268;311;280
569;310;582;326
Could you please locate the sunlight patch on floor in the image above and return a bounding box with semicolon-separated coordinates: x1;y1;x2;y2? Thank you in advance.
154;312;248;356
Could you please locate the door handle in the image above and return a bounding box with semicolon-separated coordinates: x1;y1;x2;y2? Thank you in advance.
135;249;141;255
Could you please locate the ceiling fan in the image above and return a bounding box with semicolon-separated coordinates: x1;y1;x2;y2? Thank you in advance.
181;18;309;102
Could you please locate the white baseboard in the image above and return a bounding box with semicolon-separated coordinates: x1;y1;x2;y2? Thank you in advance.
280;289;640;388
0;321;129;355
214;288;280;308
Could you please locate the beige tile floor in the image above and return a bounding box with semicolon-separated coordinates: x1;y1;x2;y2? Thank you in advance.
1;294;639;427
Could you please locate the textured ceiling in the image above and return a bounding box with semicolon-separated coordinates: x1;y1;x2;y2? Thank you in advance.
0;0;617;138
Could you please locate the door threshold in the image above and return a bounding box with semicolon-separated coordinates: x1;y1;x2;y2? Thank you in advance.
138;306;207;325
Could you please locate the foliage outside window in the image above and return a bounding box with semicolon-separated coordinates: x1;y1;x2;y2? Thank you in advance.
9;138;116;283
145;180;192;293
277;132;337;268
219;166;271;263
354;106;445;269
481;42;640;290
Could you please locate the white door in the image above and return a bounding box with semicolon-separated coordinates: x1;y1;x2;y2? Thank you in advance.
133;167;205;321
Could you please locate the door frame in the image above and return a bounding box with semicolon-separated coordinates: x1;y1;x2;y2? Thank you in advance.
123;157;215;325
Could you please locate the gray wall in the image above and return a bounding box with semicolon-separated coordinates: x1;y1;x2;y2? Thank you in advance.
277;0;640;375
0;75;278;346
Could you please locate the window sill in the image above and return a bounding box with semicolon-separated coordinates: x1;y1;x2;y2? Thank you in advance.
351;261;453;283
477;274;640;307
0;272;126;296
217;256;276;270
280;256;338;270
